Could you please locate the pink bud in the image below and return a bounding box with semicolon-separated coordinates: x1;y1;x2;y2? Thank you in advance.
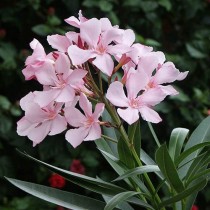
48;174;66;188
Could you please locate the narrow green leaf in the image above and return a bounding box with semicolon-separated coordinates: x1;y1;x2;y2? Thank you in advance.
118;137;135;168
175;142;210;166
17;151;125;196
169;128;189;160
140;149;164;179
99;149;149;194
6;178;107;210
104;191;153;210
155;144;185;193
96;139;126;176
179;116;210;178
159;179;207;208
114;165;160;182
102;195;135;210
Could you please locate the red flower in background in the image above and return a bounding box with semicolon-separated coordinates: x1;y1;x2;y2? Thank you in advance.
49;174;66;188
70;159;85;175
191;205;199;210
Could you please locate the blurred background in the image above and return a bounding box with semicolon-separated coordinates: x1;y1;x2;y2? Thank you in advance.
0;0;209;209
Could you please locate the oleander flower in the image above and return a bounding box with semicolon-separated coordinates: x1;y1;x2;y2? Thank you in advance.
64;93;104;148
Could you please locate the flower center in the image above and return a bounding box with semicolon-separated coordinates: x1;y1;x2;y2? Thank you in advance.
129;98;139;109
84;116;94;127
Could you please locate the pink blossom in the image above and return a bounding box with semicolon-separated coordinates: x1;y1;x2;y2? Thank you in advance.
106;72;166;124
68;18;132;76
33;53;87;107
17;92;67;146
137;52;188;96
64;93;104;148
22;39;55;80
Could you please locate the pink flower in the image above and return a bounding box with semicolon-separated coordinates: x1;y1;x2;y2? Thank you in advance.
106;71;166;124
70;159;86;175
33;53;87;107
64;93;104;148
22;39;55;80
137;52;188;96
17;92;67;146
68;18;131;76
49;174;66;188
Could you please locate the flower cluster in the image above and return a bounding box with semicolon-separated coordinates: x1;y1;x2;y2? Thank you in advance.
17;11;188;148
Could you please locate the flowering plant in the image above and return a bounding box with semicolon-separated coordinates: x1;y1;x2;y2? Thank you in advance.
6;11;210;210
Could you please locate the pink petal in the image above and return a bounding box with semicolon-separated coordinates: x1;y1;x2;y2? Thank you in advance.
107;44;132;55
19;92;35;111
68;45;92;65
80;18;101;48
92;54;114;76
126;71;149;99
65;127;89;148
139;106;162;123
34;89;60;108
84;123;101;141
100;18;113;31
49;115;67;135
138;88;166;106
159;85;178;96
117;107;139;125
101;28;122;46
24;102;48;123
154;62;179;84
137;53;160;77
26;39;46;65
64;107;86;127
68;68;87;86
79;93;92;116
47;35;71;52
66;32;80;44
177;71;189;81
121;29;135;46
106;81;129;107
28;121;51;146
65;16;80;28
92;103;105;120
55;53;71;78
35;62;56;86
55;86;75;103
17;117;37;136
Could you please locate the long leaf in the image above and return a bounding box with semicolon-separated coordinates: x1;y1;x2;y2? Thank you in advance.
159;179;207;208
102;195;135;210
169;128;189;161
100;149;150;194
140;149;164;180
95;138;125;176
118;137;135;168
155;144;185;193
175;142;210;166
104;191;154;210
114;165;160;182
17;150;125;196
6;177;108;210
179;116;210;178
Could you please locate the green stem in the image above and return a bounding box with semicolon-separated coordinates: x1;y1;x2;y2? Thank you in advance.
147;122;161;147
85;62;165;209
